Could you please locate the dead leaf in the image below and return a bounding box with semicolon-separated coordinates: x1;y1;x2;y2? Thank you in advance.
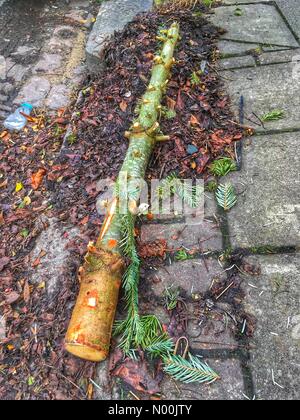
138;239;167;259
31;168;46;190
190;114;200;126
0;257;10;272
119;100;128;112
0;179;8;188
15;182;24;192
79;215;89;225
23;281;30;303
0;211;4;225
166;97;176;111
32;250;46;267
32;257;41;268
5;291;20;304
196;154;210;174
176;89;184;110
0;130;8;139
112;357;160;395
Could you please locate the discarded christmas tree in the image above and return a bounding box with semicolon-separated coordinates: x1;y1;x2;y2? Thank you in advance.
65;22;180;362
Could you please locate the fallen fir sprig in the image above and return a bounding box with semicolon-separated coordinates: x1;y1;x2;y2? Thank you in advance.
216;183;237;211
163;352;219;384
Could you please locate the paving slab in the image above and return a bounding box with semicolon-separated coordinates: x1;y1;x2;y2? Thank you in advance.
148;257;227;297
257;48;300;65
226;133;300;249
217;40;260;57
160;358;245;400
45;84;72;110
242;254;300;400
223;62;300;132
86;0;153;73
141;220;222;252
33;53;62;74
14;76;51;107
276;0;300;43
209;4;298;48
187;302;238;351
29;217;79;297
218;55;256;70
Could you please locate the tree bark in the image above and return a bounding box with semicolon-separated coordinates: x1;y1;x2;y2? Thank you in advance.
65;22;180;362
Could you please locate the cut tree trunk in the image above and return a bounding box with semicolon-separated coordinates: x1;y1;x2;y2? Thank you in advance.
65;22;180;362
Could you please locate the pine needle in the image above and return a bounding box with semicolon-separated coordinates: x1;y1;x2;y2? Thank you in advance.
163;353;219;384
215;183;237;211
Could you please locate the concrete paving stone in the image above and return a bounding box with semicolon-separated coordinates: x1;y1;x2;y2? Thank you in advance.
187;305;238;351
6;63;28;82
33;53;62;74
14;76;51;107
226;133;300;249
11;45;36;57
145;189;217;222
258;48;300;65
29;217;79;296
47;26;77;52
276;0;300;43
209;4;298;48
140;219;222;252
95;359;121;400
242;254;300;400
45;84;72;110
223;62;300;132
218;55;256;70
149;257;227;297
65;9;86;24
0;55;5;80
160;358;245;400
86;0;153;73
217;40;260;57
0;82;13;95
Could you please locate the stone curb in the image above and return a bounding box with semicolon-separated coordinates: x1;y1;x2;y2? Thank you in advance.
86;0;153;74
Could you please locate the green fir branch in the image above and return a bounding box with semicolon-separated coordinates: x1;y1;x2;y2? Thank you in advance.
215;183;237;211
144;335;174;358
163;353;219;384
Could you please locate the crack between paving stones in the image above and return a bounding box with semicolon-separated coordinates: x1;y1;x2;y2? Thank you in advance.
234;246;298;256
220;47;296;60
220;37;299;49
215;192;257;397
221;58;300;71
254;127;300;135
